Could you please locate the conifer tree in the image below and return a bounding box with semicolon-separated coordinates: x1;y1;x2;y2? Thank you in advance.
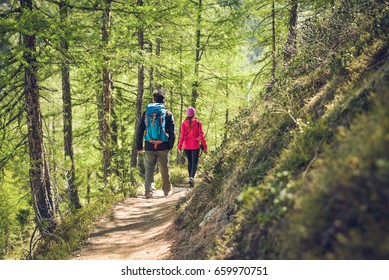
59;0;81;210
20;0;57;234
191;0;202;108
101;0;113;186
131;0;145;168
283;0;298;61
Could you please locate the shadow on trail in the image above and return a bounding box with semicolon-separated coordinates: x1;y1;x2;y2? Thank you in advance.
73;187;189;260
89;195;179;238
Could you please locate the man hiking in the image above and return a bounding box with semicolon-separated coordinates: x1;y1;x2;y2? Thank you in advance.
136;88;175;198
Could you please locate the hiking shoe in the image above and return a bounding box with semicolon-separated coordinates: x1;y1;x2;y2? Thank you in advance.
145;193;153;199
189;177;194;188
164;185;173;196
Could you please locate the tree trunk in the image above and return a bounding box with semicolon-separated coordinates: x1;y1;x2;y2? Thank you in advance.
191;0;202;107
148;41;154;95
111;97;119;176
271;0;276;88
225;62;229;141
176;43;185;164
86;170;91;204
101;0;113;186
155;37;161;81
283;0;298;61
21;0;57;234
131;0;145;168
147;36;161;94
60;0;81;210
226;60;229;125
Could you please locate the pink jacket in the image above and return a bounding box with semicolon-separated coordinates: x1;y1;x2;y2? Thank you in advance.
178;119;208;151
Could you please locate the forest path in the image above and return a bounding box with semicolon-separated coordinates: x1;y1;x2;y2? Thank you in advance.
72;186;190;260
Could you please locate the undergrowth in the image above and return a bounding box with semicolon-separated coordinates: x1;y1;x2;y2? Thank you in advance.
282;86;389;259
215;60;389;260
31;195;121;260
173;2;389;260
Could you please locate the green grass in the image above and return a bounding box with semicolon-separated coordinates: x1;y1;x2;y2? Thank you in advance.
283;90;389;259
31;195;121;260
173;11;389;259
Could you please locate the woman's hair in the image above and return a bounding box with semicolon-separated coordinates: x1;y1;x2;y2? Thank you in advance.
186;116;196;128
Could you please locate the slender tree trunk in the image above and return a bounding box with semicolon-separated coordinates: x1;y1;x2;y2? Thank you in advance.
59;0;81;210
21;0;57;234
176;43;185;164
50;117;57;176
147;37;161;94
225;62;229;141
86;170;91;204
111;98;119;176
113;89;127;190
284;0;298;61
226;61;229;125
271;0;276;88
179;42;183;128
101;0;113;186
155;37;161;81
148;41;154;95
191;0;202;107
131;0;145;168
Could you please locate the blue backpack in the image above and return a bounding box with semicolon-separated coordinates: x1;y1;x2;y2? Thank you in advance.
144;103;169;149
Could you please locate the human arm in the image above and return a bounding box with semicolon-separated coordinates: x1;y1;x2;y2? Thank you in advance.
198;122;208;153
177;122;186;152
166;111;176;150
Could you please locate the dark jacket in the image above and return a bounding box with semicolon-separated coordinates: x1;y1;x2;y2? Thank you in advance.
136;105;175;151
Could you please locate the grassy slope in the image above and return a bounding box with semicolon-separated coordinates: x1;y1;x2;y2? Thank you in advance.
172;7;389;259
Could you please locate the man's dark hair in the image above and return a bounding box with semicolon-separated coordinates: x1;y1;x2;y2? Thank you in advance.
153;88;166;103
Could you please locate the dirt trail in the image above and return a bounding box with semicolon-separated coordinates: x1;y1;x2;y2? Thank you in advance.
72;187;189;260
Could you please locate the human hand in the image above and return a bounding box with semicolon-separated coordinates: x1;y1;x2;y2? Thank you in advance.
137;150;144;155
178;149;183;154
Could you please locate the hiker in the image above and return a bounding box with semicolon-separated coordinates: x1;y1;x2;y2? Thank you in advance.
177;106;208;187
137;88;176;198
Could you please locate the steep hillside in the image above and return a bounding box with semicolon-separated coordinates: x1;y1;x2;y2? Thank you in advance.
172;5;389;260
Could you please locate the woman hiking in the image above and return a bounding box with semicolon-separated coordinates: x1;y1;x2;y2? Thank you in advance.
178;106;208;187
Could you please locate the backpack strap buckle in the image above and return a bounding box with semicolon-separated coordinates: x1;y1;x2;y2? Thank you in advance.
149;139;164;149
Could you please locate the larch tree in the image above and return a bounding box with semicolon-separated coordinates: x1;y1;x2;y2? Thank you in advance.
59;0;81;210
131;0;145;168
20;0;57;234
101;0;113;186
191;0;202;108
271;0;276;89
283;0;298;61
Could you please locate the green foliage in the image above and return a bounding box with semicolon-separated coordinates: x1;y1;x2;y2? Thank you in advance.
0;166;33;259
152;165;188;192
1;0;388;260
173;0;389;260
0;187;12;258
32;195;121;260
277;122;330;174
169;166;188;187
283;92;389;259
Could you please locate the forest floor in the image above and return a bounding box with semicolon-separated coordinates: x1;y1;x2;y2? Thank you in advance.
72;185;190;260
